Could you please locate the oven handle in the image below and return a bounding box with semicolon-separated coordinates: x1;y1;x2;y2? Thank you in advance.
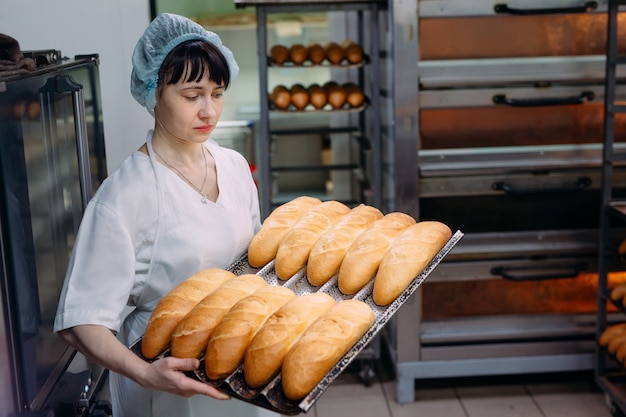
491;263;588;281
492;177;591;194
494;1;598;15
492;91;595;107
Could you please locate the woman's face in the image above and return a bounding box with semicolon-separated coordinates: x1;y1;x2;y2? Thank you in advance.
154;71;224;143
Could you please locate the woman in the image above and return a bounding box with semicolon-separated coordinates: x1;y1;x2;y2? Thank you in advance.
54;13;275;417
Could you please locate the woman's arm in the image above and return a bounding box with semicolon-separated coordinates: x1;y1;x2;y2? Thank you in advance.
58;324;230;400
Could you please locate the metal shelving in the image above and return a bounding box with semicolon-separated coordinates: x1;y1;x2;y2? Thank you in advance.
597;1;626;415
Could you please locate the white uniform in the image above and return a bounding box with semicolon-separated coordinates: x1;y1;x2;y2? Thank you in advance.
54;133;277;417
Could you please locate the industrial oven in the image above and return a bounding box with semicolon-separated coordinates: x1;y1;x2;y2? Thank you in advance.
387;0;626;404
0;52;110;416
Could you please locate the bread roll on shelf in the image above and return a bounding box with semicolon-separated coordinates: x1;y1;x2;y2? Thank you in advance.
343;82;365;108
247;196;322;268
274;200;351;280
270;85;291;110
141;268;235;359
308;84;328;110
307;43;326;65
307;204;383;286
325;82;347;109
290;83;310;111
599;322;626;346
325;41;345;65
373;221;452;306
170;274;267;359
281;300;375;400
243;292;336;388
342;40;364;64
204;285;297;380
337;212;416;295
270;44;289;65
289;43;307;65
608;333;626;354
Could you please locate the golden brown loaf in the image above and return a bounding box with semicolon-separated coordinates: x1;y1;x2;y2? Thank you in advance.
373;221;452;306
270;85;291;110
289;43;308;65
337;212;416;295
307;43;326;65
281;299;375;400
343;82;365;108
204;285;296;380
325;41;345;64
608;333;626;354
307;204;383;286
599;323;626;346
290;83;309;111
141;268;235;359
308;84;328;109
326;83;347;109
270;45;289;65
170;274;267;359
274;200;350;280
342;40;364;64
611;283;626;302
247;196;322;268
243;292;336;388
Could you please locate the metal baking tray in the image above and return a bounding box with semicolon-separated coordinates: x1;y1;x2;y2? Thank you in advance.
130;229;464;415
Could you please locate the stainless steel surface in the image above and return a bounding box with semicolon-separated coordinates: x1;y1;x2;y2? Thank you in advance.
0;57;107;416
131;231;463;415
389;0;626;403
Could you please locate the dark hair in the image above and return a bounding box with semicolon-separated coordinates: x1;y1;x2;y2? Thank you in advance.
158;39;231;90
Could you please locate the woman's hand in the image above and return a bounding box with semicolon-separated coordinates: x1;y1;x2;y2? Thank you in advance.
142;356;231;400
58;325;230;400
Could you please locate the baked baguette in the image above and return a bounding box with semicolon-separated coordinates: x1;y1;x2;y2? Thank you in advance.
599;323;626;346
243;292;336;388
247;196;322;268
141;268;235;359
616;340;626;362
608;333;626;354
307;204;383;286
373;221;452;306
281;299;375;400
204;285;297;380
612;283;626;302
170;274;267;359
337;212;416;295
274;200;350;280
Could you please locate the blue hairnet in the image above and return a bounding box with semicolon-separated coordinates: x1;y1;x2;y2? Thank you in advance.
130;13;240;110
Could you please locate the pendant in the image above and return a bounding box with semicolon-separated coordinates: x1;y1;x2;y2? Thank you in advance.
201;195;208;204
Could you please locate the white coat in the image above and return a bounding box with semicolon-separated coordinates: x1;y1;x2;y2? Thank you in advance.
54;133;277;417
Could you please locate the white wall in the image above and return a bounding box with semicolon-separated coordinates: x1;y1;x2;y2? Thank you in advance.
0;0;153;172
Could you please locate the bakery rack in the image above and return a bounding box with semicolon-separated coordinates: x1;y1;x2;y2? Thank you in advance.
130;230;463;415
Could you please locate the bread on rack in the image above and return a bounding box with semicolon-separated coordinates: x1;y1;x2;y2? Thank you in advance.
373;221;452;306
342;40;363;64
170;274;267;359
141;268;235;359
343;82;365;108
274;200;350;280
204;285;297;380
599;322;626;346
337;212;416;295
307;204;383;286
308;84;328;109
270;85;291;110
290;83;310;110
325;41;345;64
324;81;347;109
247;196;322;268
611;282;626;304
243;292;336;388
307;43;326;65
270;44;289;65
289;43;308;65
281;299;375;400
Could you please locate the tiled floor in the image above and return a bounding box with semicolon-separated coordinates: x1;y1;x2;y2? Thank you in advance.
302;361;615;417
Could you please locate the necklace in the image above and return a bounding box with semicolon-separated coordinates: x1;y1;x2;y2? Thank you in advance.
153;146;209;204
